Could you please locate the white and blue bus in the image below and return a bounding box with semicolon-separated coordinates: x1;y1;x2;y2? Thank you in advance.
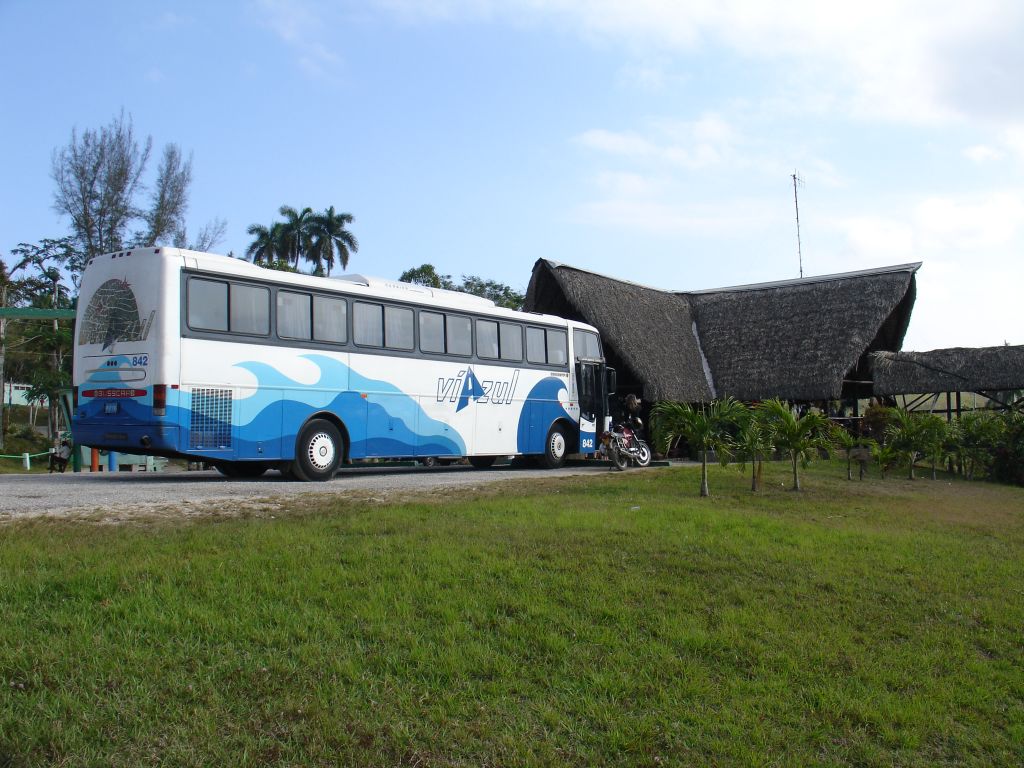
72;247;612;480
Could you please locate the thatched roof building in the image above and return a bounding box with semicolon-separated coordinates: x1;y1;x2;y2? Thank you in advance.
872;345;1024;396
524;259;921;403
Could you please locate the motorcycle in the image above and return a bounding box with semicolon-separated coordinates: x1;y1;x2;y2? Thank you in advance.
600;415;653;471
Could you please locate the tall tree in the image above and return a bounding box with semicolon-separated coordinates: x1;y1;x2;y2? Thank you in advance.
400;264;456;290
309;206;358;275
278;205;315;269
398;264;524;309
3;240;76;442
459;276;524;310
140;144;192;246
51;111;151;258
51;111;224;258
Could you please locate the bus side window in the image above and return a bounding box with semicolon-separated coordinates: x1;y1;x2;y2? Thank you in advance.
313;295;347;343
547;329;568;366
447;315;472;356
230;284;270;335
420;311;445;354
500;323;523;361
476;320;499;359
278;290;312;339
188;278;228;331
526;326;546;364
385;306;414;350
354;302;383;347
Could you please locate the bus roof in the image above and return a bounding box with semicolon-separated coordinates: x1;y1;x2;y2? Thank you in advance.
84;246;597;332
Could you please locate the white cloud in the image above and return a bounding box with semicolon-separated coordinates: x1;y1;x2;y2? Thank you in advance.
964;145;1003;163
577;129;656;158
256;0;345;80
576;113;742;170
827;191;1024;348
573;197;778;237
373;0;1024;127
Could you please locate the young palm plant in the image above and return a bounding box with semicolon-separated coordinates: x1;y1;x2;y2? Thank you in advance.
917;414;951;480
758;398;830;491
875;442;901;479
651;397;745;497
733;409;773;491
885;408;927;480
829;423;858;481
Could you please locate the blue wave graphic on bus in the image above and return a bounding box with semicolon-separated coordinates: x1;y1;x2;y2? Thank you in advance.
515;377;573;454
229;354;467;459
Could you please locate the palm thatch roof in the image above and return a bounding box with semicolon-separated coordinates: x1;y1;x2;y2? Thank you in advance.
872;345;1024;395
525;260;921;403
524;262;711;401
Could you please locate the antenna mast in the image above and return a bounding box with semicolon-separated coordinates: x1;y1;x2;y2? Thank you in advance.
792;170;804;278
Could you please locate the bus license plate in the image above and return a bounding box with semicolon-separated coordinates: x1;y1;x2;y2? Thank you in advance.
104;402;119;415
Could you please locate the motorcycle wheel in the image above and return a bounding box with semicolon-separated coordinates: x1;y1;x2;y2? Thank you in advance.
635;441;652;468
610;444;629;471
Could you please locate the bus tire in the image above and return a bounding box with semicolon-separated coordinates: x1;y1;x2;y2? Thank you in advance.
541;424;569;469
468;455;496;469
294;418;342;481
215;461;269;478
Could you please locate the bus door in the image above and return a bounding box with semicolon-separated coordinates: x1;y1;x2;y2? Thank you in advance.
575;359;605;453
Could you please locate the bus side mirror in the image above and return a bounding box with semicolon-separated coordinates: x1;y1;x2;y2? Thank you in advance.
605;367;617;395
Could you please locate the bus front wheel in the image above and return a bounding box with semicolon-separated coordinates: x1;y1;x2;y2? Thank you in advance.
541;424;569;469
294;418;342;481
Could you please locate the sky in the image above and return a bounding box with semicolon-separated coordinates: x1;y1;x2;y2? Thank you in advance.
1;0;1022;352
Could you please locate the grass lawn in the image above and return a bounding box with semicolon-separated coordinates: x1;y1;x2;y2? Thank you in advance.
1;461;1022;766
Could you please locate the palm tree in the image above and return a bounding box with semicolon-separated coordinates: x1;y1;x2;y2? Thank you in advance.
651;397;745;497
734;411;773;491
278;205;315;268
758;399;829;491
308;206;358;276
245;222;285;266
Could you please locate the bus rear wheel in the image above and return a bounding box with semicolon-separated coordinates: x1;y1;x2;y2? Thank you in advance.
541;424;569;469
294;418;342;481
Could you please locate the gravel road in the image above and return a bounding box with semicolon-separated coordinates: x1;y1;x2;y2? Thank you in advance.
0;462;645;522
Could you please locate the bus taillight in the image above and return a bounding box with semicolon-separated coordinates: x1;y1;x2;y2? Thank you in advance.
153;384;167;416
